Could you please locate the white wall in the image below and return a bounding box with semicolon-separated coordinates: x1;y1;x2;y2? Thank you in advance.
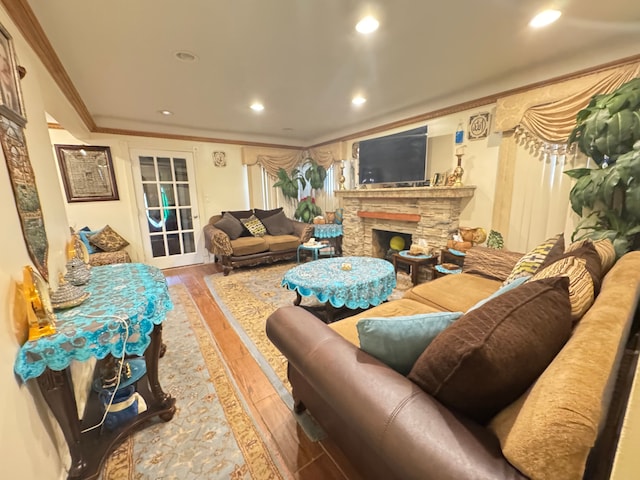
0;8;72;479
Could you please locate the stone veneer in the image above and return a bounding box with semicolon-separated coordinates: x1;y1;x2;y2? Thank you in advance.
335;186;475;257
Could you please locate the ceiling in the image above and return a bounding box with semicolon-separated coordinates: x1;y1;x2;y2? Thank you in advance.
20;0;640;146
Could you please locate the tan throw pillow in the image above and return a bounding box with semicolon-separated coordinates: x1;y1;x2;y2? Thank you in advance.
503;233;564;286
462;246;524;281
240;214;267;237
407;276;572;423
531;256;595;322
89;225;129;252
567;238;616;275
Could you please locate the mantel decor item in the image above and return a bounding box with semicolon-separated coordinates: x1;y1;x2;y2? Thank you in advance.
339;160;346;190
450;147;465;187
54;144;119;202
1;117;49;280
0;23;27;127
22;265;56;341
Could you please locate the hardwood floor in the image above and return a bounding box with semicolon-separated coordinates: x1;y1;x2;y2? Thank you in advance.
162;262;362;480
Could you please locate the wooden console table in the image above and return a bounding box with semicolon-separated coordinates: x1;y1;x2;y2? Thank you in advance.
14;263;176;480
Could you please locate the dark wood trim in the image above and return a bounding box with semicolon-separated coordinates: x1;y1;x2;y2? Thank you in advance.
357;211;421;222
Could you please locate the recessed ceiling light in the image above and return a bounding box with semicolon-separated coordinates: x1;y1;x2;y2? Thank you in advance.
356;16;379;34
529;10;561;28
250;102;264;112
174;50;198;62
159;110;173;116
352;96;367;106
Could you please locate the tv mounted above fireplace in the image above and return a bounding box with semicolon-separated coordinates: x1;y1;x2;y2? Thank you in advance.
358;125;428;186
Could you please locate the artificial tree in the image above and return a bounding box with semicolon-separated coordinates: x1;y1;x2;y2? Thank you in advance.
273;158;327;223
565;77;640;257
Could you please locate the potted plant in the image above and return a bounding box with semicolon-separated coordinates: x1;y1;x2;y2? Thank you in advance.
272;158;328;223
565;77;640;257
273;167;306;199
294;196;323;223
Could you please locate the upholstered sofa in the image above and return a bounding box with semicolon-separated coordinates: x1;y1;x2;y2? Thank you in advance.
203;208;313;275
266;239;640;480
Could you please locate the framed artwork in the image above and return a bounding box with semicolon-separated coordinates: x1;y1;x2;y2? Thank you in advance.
468;112;491;141
0;24;26;127
213;151;226;167
55;144;119;202
0;117;48;280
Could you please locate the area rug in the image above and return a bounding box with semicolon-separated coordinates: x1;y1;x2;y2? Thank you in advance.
204;261;412;422
102;284;286;480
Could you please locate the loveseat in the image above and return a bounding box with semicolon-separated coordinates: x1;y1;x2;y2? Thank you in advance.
203;208;313;275
266;238;640;480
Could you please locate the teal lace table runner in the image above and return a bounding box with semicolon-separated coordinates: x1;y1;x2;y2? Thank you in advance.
14;263;173;382
314;224;343;238
282;256;396;309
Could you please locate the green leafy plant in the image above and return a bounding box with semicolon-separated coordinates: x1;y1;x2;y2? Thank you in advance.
272;167;306;199
294;196;322;223
302;158;327;190
565;78;640;257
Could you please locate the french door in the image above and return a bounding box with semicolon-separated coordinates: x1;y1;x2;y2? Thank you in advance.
131;149;202;268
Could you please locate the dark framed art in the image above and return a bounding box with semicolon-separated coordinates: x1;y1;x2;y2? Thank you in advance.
55;144;120;202
0;23;26;127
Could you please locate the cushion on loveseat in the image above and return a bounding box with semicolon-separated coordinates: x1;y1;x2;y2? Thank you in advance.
229;236;269;256
408;276;572;423
263;234;300;252
488;251;640;480
402;273;502;312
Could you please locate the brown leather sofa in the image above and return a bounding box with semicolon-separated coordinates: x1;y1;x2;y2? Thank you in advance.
203;209;313;275
266;247;640;480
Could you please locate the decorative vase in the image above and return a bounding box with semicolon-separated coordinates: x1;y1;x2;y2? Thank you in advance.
452;154;464;187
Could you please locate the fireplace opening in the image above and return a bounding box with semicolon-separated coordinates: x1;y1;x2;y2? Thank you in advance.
372;229;412;261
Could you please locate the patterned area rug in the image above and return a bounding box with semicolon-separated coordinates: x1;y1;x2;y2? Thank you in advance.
205;261;412;409
102;284;286;480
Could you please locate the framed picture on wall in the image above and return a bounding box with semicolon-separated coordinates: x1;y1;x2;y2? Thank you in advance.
54;145;120;202
0;23;26;127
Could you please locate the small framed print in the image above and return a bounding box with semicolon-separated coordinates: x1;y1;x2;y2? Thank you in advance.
213;151;226;167
468;112;491;141
0;24;26;127
55;145;119;202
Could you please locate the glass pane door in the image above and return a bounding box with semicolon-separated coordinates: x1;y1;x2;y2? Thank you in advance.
132;150;201;268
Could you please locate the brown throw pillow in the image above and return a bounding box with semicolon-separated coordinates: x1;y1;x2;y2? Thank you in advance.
261;210;294;235
214;212;245;240
553;242;602;294
462;246;524;281
223;209;253;220
408;276;572;423
88;225;129;252
254;207;284;220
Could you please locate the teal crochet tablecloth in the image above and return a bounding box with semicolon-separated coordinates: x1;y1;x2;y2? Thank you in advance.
282;256;396;309
314;224;343;238
14;263;173;382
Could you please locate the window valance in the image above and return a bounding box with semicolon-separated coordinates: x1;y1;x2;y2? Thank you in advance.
241;142;345;177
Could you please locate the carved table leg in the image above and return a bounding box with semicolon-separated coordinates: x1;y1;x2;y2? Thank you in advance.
145;324;176;421
36;369;87;479
294;291;302;306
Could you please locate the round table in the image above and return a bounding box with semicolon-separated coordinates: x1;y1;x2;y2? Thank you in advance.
282;256;396;322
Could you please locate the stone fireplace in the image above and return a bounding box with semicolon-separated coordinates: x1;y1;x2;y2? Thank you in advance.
335;186;475;257
372;229;412;259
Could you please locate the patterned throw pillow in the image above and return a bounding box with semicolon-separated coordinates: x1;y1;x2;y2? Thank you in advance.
462;246;524;281
532;256;595;322
240;215;267;237
89;225;129;252
567;238;616;274
503;233;564;286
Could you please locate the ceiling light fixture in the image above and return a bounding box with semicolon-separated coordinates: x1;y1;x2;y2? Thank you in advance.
355;16;379;34
529;10;561;28
250;102;265;112
352;96;367;106
159;110;173;116
174;50;198;62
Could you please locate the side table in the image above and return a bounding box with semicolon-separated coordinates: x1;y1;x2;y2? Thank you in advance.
392;251;437;285
14;263;176;480
314;224;343;256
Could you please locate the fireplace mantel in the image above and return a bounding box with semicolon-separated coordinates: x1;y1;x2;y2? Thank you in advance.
335;186;475;257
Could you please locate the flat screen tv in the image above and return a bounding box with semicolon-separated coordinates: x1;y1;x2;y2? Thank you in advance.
358;125;428;186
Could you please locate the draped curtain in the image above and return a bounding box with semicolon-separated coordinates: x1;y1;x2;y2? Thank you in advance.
492;61;640;250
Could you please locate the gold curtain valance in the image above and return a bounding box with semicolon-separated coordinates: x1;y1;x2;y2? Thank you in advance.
241;141;346;177
494;61;640;145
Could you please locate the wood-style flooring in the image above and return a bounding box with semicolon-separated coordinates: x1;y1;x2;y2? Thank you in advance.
163;262;362;480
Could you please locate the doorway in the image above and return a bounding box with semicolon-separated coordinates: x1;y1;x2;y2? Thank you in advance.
131;149;202;268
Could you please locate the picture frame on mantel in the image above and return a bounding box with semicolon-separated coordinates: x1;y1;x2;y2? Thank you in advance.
55;144;120;202
0;23;27;127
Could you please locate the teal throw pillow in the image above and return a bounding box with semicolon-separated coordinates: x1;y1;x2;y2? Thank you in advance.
78;228;101;254
467;275;530;312
357;311;464;375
